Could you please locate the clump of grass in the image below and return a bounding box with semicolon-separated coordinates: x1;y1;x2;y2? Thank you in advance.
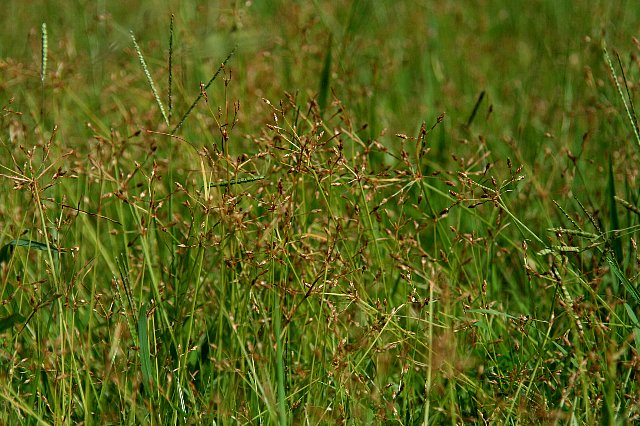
2;4;640;425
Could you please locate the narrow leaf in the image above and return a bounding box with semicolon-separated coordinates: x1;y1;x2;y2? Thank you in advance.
0;239;57;264
208;175;265;188
607;255;640;305
467;308;518;320
137;302;153;390
466;91;485;127
318;35;332;114
0;313;26;334
0;244;13;264
624;303;640;354
608;156;622;264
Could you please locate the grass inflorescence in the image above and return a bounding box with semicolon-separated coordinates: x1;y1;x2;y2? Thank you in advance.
2;2;640;424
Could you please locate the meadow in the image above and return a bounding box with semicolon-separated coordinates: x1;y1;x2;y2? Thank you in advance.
2;1;640;424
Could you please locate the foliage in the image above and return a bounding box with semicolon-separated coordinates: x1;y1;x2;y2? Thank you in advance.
2;1;640;424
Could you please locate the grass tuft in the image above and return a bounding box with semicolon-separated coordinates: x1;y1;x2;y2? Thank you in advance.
2;3;640;424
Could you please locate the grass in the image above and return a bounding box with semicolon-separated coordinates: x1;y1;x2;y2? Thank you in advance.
2;0;640;424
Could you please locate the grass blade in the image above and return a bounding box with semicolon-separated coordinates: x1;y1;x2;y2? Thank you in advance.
0;313;26;333
208;174;265;188
274;294;287;426
0;239;58;264
607;254;640;306
607;156;622;264
623;303;640;354
137;302;153;391
465;90;485;127
317;35;332;114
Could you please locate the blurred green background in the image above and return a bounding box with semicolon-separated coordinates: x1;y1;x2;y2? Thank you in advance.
3;0;639;140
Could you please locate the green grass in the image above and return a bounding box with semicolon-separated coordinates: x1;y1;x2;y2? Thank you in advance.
2;1;640;424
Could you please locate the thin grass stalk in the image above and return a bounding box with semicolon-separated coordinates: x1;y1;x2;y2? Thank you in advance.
607;156;623;264
603;45;640;151
166;15;178;326
31;179;68;418
168;14;174;122
1;386;51;426
423;272;434;426
131;31;170;126
180;239;206;417
40;23;47;124
617;52;640;141
208;174;265;188
171;46;237;135
465;91;485;128
274;292;287;426
130;203;179;353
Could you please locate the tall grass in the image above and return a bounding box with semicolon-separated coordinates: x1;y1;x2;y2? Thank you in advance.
2;1;640;424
